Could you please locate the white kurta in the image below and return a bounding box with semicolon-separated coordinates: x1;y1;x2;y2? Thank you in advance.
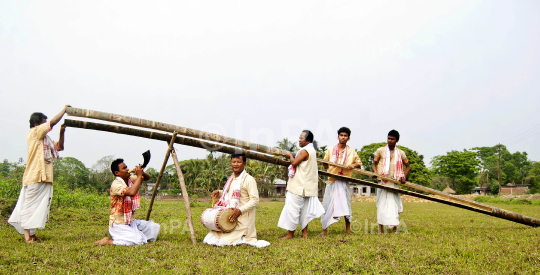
321;179;352;230
8;182;53;235
109;219;161;246
203;174;269;248
376;181;403;227
277;191;325;231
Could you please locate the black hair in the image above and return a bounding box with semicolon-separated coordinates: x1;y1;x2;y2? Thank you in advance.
302;130;319;150
29;112;47;128
111;158;124;175
388;129;400;141
337;127;351;137
231;152;247;163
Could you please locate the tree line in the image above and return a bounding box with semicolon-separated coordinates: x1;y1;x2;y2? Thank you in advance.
1;141;539;196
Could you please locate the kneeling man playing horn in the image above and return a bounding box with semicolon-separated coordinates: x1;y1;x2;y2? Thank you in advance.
95;158;160;245
203;152;270;248
372;130;410;234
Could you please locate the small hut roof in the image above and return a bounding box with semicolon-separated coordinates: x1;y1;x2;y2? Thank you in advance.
443;184;456;194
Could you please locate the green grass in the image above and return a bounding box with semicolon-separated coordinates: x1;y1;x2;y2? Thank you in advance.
475;196;540;205
1;201;539;274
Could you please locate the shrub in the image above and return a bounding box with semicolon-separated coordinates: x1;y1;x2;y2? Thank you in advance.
0;178;22;200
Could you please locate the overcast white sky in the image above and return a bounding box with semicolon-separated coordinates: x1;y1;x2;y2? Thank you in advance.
1;0;539;170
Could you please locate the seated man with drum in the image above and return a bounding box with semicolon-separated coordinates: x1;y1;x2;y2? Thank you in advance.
202;152;270;248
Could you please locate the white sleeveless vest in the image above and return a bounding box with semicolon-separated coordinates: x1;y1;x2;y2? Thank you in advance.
286;144;319;197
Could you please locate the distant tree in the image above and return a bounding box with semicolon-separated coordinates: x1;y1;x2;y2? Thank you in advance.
276;138;298;180
0;158;25;181
0;159;10;178
145;167;159;182
358;142;432;187
473;145;532;186
316;144;327;159
90;155;116;192
431;150;480;194
246;159;281;197
276;138;298;153
53;157;91;190
528;162;540;194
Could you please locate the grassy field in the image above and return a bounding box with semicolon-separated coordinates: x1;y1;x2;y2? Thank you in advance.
1;200;539;274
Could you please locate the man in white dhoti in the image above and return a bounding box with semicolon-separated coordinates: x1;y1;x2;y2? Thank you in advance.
204;152;269;248
9;105;70;243
320;127;362;235
278;130;325;239
372;130;410;234
95;158;160;246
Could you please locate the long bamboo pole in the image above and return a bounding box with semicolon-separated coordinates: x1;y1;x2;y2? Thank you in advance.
64;119;288;166
64;119;540;227
66;107;290;155
171;148;197;245
321;171;540;227
146;132;177;221
317;159;495;212
65;107;496;210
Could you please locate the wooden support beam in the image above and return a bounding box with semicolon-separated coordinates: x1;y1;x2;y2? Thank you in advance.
171;148;197;245
146;132;177;221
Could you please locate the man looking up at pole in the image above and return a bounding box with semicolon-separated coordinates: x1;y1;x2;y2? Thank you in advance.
95;159;160;245
278;130;324;239
9;105;70;243
372;130;410;234
320;127;362;235
204;152;269;248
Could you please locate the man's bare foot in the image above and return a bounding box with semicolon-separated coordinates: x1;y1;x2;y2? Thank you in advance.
318;232;327;237
24;237;34;244
301;234;308;239
345;230;352;234
282;231;295;240
94;237;114;245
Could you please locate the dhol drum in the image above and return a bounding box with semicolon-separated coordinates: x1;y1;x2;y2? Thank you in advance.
200;208;238;233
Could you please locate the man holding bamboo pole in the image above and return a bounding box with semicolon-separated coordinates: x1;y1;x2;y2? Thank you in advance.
278;130;325;239
372;130;410;234
9;105;70;243
95;158;160;246
320;127;362;235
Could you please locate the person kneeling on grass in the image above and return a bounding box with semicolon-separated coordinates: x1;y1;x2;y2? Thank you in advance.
203;152;270;248
95;158;160;246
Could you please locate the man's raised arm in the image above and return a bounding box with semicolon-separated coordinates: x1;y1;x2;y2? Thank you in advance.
49;105;71;128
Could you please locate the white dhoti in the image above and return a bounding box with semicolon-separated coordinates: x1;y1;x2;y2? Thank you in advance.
109;219;161;246
203;234;270;248
376;181;403;227
8;182;53;235
278;191;325;231
321;180;352;230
